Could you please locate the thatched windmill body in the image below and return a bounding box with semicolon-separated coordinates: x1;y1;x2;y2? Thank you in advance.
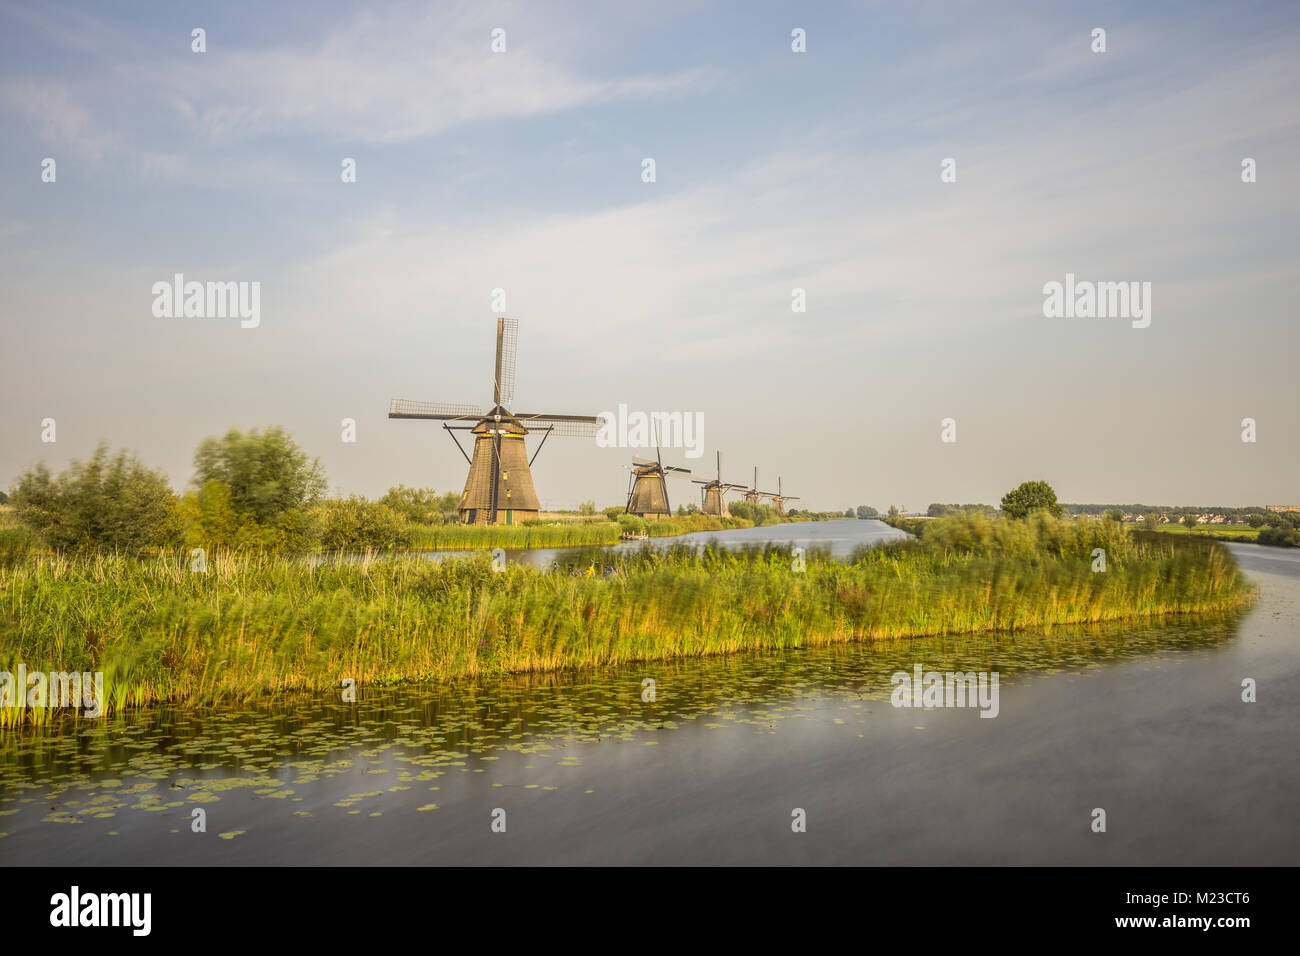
626;446;691;518
389;318;599;525
692;451;746;517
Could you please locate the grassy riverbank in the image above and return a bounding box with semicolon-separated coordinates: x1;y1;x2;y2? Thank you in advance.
0;513;1252;722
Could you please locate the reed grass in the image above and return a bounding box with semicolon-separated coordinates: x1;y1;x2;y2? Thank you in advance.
390;521;623;550
0;514;1253;722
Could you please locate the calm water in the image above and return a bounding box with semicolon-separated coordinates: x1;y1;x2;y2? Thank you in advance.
2;530;1297;865
366;516;911;569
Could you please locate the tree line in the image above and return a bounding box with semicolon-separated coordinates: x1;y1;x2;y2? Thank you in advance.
4;427;464;553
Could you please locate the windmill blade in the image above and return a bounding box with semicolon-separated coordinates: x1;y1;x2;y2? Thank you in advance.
494;316;518;406
512;412;601;437
721;483;748;491
389;399;483;421
663;466;692;476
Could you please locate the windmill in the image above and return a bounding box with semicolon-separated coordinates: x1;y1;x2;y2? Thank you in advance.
742;466;776;505
625;444;692;518
388;317;600;525
767;476;800;515
691;451;746;517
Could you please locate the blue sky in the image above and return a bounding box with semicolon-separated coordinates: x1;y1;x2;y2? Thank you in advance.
2;0;1297;510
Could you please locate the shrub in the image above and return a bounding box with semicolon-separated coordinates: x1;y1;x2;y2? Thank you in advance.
10;444;177;552
617;514;647;536
379;485;459;524
906;510;1134;564
319;498;412;550
173;480;313;551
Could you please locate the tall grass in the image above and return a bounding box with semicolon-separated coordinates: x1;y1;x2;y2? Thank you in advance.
0;514;1253;719
369;521;623;550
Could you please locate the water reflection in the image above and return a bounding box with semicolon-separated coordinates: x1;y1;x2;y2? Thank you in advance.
0;611;1243;799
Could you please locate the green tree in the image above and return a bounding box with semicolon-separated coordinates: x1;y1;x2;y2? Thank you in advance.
1103;509;1124;523
1142;514;1159;531
1000;480;1063;519
579;500;597;516
856;505;879;518
10;443;176;552
1183;513;1199;528
193;426;325;525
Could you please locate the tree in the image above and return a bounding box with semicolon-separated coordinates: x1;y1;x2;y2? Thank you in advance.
856;505;879;518
1000;480;1063;519
1103;509;1124;523
0;490;8;505
1142;514;1159;531
887;504;900;518
579;500;597;516
844;508;855;518
193;426;325;525
1183;513;1199;528
10;443;177;552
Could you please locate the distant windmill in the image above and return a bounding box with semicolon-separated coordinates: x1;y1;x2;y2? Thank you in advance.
742;466;775;505
767;476;800;515
692;451;746;517
388;317;600;525
626;443;691;518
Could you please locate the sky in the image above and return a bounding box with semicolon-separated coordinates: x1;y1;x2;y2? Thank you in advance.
1;0;1297;512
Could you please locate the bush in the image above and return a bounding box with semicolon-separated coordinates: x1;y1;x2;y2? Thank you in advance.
319;498;412;550
173;480;314;552
10;444;177;552
729;500;779;525
908;510;1134;564
379;485;458;524
616;514;647;536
